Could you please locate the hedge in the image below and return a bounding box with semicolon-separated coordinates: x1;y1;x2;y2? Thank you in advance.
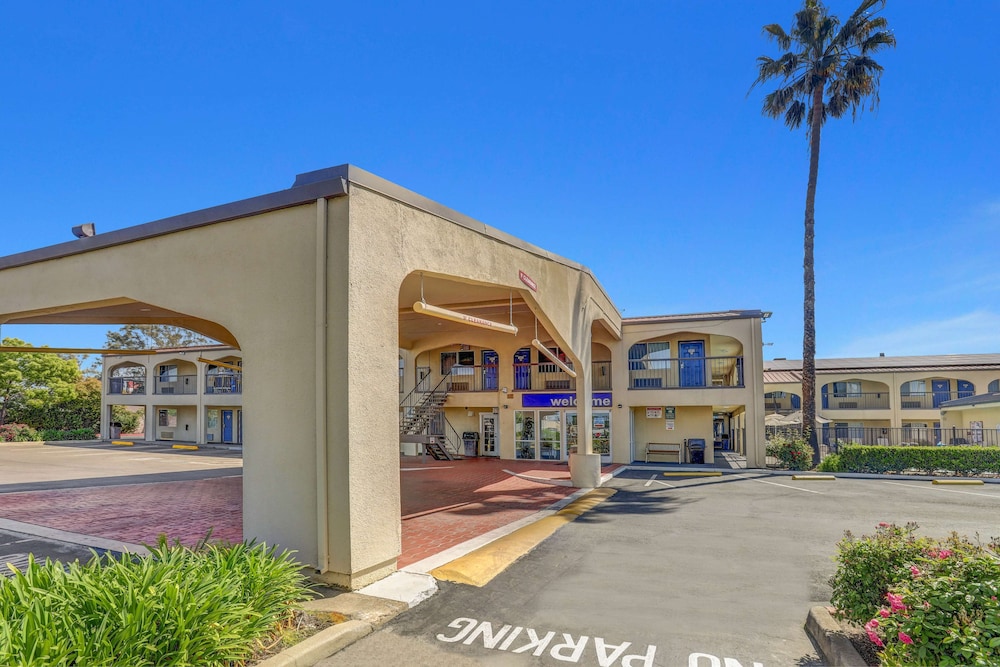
836;445;1000;475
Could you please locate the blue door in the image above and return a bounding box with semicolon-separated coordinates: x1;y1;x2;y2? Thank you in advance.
932;380;951;408
821;385;828;409
514;348;531;390
679;341;705;387
222;410;234;443
482;350;499;391
791;394;801;409
957;380;974;399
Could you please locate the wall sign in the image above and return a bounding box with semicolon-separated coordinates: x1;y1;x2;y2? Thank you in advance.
522;392;612;408
519;270;537;292
664;406;676;419
646;407;663;419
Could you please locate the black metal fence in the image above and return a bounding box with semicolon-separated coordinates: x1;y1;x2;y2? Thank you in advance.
766;425;1000;449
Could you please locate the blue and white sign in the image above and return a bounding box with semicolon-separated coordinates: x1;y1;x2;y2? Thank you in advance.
522;392;613;408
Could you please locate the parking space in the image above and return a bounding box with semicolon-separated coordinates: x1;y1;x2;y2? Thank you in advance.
324;471;1000;667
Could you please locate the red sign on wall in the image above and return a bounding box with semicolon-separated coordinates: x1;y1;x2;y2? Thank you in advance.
519;270;537;292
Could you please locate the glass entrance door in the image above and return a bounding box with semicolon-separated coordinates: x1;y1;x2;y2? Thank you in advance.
567;411;612;463
539;411;562;460
480;412;499;457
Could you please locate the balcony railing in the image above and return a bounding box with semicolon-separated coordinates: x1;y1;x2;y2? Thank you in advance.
822;392;891;410
154;375;198;395
767;425;1000;448
444;362;613;392
206;373;242;395
108;377;146;395
899;391;971;410
628;356;743;389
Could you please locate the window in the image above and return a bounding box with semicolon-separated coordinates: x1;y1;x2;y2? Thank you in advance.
628;342;671;370
441;351;474;375
158;364;178;381
832;381;861;397
538;347;571;373
901;380;926;396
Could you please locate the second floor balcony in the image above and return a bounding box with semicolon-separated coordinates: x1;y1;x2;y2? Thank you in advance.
822;392;891;410
441;362;613;393
900;391;970;410
629;356;744;390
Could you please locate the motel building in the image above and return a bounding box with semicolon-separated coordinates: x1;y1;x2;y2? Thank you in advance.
0;165;765;589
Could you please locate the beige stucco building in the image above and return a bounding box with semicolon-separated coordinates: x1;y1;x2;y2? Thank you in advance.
764;354;1000;447
0;165;766;588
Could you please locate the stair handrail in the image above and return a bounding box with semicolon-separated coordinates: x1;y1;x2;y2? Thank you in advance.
399;372;451;409
441;415;464;457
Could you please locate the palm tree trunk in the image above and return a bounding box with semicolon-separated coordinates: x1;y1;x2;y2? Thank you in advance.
802;84;824;466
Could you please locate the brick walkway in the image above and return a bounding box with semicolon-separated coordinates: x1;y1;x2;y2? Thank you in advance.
0;457;618;567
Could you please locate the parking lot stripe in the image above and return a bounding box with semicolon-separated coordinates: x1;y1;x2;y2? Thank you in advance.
429;488;616;587
745;477;823;494
644;474;675;488
884;480;1000;499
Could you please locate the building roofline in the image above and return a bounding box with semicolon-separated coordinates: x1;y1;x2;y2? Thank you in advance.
940;392;1000;409
622;310;766;325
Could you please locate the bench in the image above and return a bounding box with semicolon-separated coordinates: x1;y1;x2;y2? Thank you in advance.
645;442;682;463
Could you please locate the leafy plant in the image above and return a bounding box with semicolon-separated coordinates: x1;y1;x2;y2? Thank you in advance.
37;428;97;441
0;538;313;666
816;453;842;472
837;445;1000;475
0;423;39;442
830;523;1000;665
765;430;813;470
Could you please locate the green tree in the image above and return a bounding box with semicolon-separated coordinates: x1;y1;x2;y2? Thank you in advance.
751;0;895;464
104;324;215;350
0;338;82;426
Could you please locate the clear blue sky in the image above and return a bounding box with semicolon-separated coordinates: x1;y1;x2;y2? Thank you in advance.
1;1;997;361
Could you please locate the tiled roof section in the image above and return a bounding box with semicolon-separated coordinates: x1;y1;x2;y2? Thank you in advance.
623;310;765;325
940;392;1000;409
763;370;803;384
764;353;1000;373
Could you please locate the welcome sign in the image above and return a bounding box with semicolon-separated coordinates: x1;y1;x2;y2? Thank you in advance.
521;392;613;408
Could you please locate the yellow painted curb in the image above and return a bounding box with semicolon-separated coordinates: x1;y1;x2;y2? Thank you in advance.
111;440;134;446
932;479;984;486
430;488;617;587
792;475;836;481
172;444;199;451
662;471;722;477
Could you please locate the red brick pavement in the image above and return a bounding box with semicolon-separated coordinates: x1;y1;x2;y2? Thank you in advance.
0;458;618;568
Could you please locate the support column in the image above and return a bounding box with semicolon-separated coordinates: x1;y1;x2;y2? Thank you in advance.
569;348;601;488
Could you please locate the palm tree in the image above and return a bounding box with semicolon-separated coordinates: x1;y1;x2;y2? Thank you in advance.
751;0;895;464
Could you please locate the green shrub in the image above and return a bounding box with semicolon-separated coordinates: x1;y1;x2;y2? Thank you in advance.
816;453;842;472
0;538;313;666
766;431;813;470
37;428;97;441
111;405;142;433
837;445;1000;475
0;423;39;442
830;523;1000;666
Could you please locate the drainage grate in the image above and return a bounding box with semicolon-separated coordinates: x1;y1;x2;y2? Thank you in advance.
2;553;31;577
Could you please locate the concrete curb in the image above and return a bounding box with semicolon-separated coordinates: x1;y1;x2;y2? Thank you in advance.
255;593;408;666
805;606;867;667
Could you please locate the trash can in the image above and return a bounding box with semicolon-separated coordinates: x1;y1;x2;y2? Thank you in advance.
110;422;123;439
687;438;706;464
462;431;479;457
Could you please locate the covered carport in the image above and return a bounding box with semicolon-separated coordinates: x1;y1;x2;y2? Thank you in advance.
0;164;619;588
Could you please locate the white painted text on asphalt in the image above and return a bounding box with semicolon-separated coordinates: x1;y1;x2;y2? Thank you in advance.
437;618;764;666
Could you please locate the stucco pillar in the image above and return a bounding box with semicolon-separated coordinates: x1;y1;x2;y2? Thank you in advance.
569;347;601;488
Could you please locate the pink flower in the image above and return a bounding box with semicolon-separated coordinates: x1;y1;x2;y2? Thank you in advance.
938;549;952;559
910;565;921;577
887;592;907;612
898;631;914;645
878;522;890;527
867;629;885;648
879;608;891;618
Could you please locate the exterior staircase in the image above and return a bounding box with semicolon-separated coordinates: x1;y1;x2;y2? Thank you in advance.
399;376;462;459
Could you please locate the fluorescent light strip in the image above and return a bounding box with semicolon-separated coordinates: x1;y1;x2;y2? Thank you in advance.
412;301;518;335
531;339;577;378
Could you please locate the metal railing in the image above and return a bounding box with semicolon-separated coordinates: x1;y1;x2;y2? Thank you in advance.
628;356;743;389
108;377;146;395
445;361;613;392
899;391;973;410
822;392;890;410
153;375;198;395
766;425;1000;448
206;373;243;395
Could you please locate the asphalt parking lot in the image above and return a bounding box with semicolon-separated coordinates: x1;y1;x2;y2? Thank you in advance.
323;469;1000;667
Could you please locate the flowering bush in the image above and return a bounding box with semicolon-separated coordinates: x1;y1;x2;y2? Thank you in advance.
765;431;813;470
831;523;1000;666
0;423;39;442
